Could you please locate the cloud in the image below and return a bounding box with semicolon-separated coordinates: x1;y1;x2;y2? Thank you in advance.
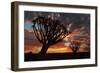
64;42;71;47
24;20;33;32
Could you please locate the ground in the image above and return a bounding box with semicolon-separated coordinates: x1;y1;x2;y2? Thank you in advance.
24;52;90;61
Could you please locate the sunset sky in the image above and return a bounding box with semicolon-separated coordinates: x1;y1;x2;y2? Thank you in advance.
24;11;90;54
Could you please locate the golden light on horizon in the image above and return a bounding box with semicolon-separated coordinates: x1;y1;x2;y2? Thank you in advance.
25;46;73;54
47;47;72;53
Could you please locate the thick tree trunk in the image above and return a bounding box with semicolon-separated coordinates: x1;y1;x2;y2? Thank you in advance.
72;47;78;54
39;45;49;56
73;49;77;54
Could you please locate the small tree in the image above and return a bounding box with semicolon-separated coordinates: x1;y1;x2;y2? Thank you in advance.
32;16;69;56
69;42;80;54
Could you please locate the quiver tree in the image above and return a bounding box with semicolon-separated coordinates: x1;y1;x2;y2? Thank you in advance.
32;16;69;56
69;42;80;54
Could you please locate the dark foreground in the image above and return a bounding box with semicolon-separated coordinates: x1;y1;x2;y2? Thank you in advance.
24;52;90;61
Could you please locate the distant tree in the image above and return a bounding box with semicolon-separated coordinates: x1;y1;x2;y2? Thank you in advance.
32;16;69;56
69;42;80;54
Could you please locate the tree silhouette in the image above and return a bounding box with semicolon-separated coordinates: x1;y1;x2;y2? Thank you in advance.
69;42;80;54
32;16;69;56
